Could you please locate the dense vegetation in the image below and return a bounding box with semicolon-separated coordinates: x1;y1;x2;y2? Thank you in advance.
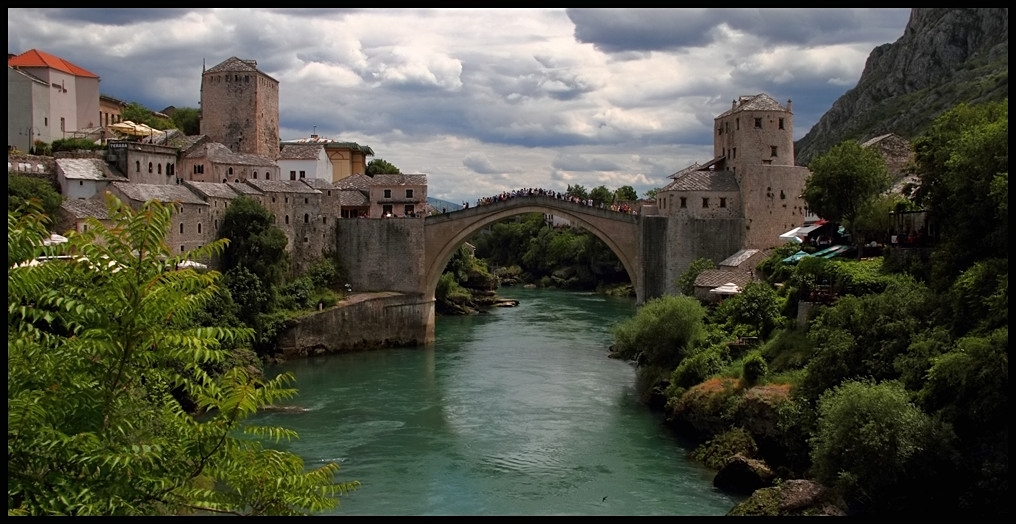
8;196;359;515
612;99;1007;515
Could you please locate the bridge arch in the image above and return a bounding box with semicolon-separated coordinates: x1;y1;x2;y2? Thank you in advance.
423;196;642;305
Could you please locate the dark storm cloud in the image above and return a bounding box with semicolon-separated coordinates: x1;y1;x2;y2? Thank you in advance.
38;8;203;25
567;8;910;53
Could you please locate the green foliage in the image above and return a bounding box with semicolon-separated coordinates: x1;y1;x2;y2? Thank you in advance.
8;174;63;219
610;294;706;370
565;184;588;201
7;196;357;515
690;427;759;470
667;345;728;398
809;379;947;513
365;158;400;175
120;102;174;130
589;185;613;206
615;185;638;202
718;282;784;340
799;274;935;402
913;98;1008;288
51;137;102;152
943;258;1008;336
278;277;316;311
676;257;715;296
755;243;800;283
223;265;274;325
741;352;769;387
169;107;201;135
218;196;290;289
802;139;891;235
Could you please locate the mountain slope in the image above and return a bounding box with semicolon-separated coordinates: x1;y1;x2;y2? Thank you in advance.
795;8;1008;166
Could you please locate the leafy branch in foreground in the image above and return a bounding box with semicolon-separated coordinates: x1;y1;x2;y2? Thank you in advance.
8;195;358;516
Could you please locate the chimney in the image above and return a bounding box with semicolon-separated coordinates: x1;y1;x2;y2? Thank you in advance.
787;99;793;112
732;99;737;110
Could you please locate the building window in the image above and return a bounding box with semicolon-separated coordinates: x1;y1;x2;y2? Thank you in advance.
736;118;740;130
290;170;296;180
266;173;270;180
778;118;785;130
285;215;290;225
754;118;762;128
384;189;392;198
679;197;687;209
719;197;727;208
771;146;778;157
304;198;309;204
404;205;414;216
158;164;162;174
179;223;184;234
136;161;141;173
733;147;737;159
406;189;414;199
702;198;709;208
197;223;202;234
299;170;306;179
148;162;153;173
383;204;393;216
304;214;309;223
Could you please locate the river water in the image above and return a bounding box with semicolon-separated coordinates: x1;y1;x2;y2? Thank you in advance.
254;287;742;516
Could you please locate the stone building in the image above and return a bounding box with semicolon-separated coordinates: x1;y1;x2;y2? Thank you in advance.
105;140;179;185
55;157;126;200
199;57;280;160
179;141;280;183
336;173;373;218
244;179;326;274
370;173;428;218
106;181;211;256
657;94;811;250
278;143;331;181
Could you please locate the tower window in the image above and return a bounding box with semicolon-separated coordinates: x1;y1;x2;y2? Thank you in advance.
778;118;785;130
680;197;687;209
754;118;762;128
702;198;709;208
719;197;727;208
771;146;778;157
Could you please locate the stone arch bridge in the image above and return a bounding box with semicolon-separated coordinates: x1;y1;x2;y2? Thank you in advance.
331;194;741;345
423;195;643;303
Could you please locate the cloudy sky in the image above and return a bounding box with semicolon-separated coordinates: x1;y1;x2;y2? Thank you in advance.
8;8;912;205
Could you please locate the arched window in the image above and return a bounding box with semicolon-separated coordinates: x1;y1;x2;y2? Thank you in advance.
135;161;141;173
149;162;153;173
197;223;202;234
179;223;184;233
158;164;162;174
228;167;234;175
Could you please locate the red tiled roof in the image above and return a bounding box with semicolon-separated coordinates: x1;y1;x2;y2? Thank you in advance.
8;49;99;78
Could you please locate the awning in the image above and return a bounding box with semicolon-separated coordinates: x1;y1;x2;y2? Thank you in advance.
779;227;803;243
782;250;812;264
709;282;742;295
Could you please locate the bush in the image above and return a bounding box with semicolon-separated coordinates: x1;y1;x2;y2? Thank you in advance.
51;137;102;152
742;352;769;386
690;427;759;469
667;345;727;398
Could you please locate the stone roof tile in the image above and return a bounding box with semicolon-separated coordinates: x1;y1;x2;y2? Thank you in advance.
111;182;207;206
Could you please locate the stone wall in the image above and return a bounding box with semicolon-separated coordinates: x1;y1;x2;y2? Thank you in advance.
335;217;427;295
276;291;433;358
659;216;745;297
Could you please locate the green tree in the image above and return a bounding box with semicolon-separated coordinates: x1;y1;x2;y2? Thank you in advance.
611;294;706;370
565;184;588;201
217;196;290;290
120;102;174;130
8;196;358;515
912;99;1008;288
802;140;891;249
676;257;715;296
365;158;400;175
169;106;201;135
644;187;660;200
810;379;948;513
589;185;613;207
715;281;784;340
615;185;638;203
8;174;62;219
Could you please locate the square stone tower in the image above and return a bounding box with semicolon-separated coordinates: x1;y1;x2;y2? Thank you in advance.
199;57;280;160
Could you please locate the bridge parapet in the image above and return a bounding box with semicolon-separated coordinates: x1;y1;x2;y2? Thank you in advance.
425;195;639;225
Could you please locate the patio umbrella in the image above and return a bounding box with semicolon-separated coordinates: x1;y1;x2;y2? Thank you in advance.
109;121;164;138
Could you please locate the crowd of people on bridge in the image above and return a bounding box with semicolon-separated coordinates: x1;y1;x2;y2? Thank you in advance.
457;187;639;215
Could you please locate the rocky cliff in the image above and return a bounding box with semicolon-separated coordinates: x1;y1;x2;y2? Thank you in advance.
794;8;1008;165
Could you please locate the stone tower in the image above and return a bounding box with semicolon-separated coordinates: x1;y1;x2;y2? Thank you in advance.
199;57;280;160
713;94;809;248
